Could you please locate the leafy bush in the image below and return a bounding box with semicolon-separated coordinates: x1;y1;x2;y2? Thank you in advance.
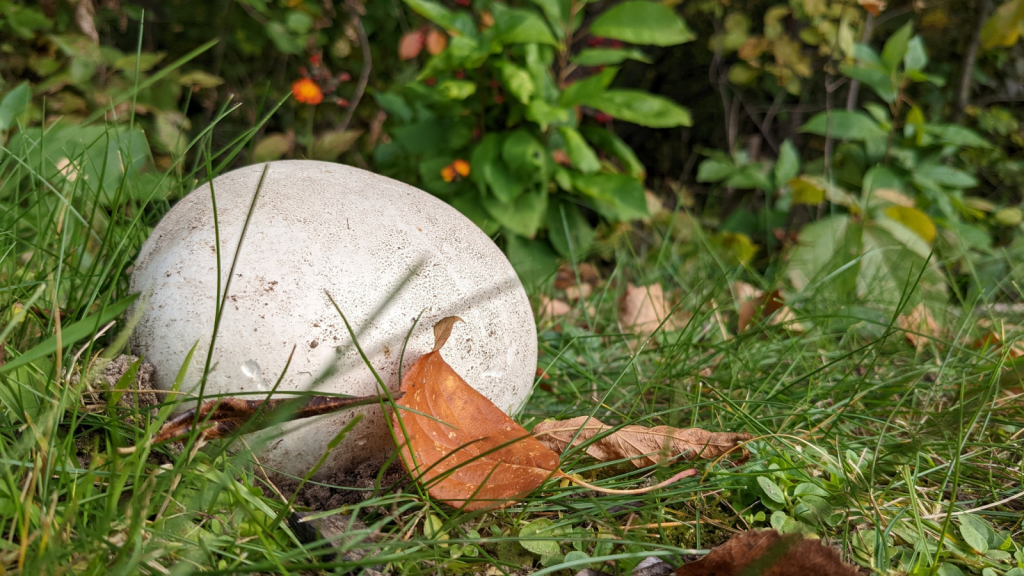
371;0;694;281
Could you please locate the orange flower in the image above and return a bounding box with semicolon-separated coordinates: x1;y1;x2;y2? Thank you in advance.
292;78;323;105
452;159;470;177
441;165;457;182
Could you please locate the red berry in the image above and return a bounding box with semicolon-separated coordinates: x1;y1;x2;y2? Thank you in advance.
455;70;465;79
587;37;603;47
595;112;613;123
309;54;321;66
426;77;436;86
494;93;504;103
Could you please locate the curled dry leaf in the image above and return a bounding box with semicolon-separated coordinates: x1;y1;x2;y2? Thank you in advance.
392;316;560;510
531;416;751;468
897;303;940;350
398;29;426;60
734;283;802;334
618;283;690;342
153;392;394;443
675;529;859;576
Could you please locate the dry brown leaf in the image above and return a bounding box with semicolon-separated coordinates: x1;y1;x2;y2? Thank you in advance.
531;416;751;468
554;262;600;291
675;529;859;576
75;0;99;44
425;28;448;55
154;393;392;443
973;321;1024;359
537;295;572;319
618;283;689;341
734;281;763;333
897;303;939;350
398;29;426;60
392;317;560;510
858;0;886;16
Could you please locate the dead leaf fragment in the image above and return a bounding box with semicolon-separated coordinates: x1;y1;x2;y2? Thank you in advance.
973;320;1024;359
531;416;751;468
399;29;426;60
154;393;393;443
897;303;939;350
425;28;448;55
392;317;560;510
858;0;886;16
675;530;859;576
537;295;572;319
75;0;100;44
554;262;600;291
618;283;689;341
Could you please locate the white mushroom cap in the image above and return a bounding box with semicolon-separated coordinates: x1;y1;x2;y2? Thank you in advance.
129;160;537;480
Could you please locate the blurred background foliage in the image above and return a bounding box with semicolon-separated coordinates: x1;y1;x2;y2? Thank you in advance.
4;0;1024;320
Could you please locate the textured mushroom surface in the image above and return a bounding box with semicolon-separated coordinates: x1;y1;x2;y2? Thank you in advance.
129;160;536;479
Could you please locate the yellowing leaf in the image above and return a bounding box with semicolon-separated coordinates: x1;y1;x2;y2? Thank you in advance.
789;176;825;205
884;206;936;243
981;0;1024;50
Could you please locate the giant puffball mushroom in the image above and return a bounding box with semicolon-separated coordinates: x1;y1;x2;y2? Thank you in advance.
129;161;537;480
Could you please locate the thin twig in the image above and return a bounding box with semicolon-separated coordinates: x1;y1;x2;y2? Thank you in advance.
845;13;875;111
954;0;993;123
338;1;372;133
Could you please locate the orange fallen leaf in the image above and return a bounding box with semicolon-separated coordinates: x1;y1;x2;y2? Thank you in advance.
393;318;699;510
618;283;690;342
858;0;886;16
897;303;939;350
531;416;751;468
392;317;559;510
675;529;859;575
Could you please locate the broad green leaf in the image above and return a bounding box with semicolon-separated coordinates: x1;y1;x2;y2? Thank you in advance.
530;0;568;38
0;82;31;131
839;63;896;103
580;126;645;180
496;60;535;104
482;187;548;237
571;48;651;66
581;90;692;128
713;231;758;264
311;129;363;161
758;477;786;503
493;4;558;46
505;235;559;286
113;52;166;73
502;129;547;178
995;206;1023;226
546;199;595;257
881;21;913;72
436;79;476;100
904;36;928;72
788;215;861;300
526;100;574;131
572;173;648;221
696;158;733;183
925;124;992;149
883;206;936;243
557;126;600;174
0;295;139;375
518;519;561;557
265;22;303;54
725;165;772;190
179;70;225;88
450;193;500;235
560;67;618;107
860;219;947;312
373;91;413;123
404;0;467;35
801;111;887;140
774;140;800;189
959;515;990;553
912;163;978;190
590;1;695;46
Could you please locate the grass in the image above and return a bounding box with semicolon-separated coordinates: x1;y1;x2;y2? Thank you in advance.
1;119;1024;576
